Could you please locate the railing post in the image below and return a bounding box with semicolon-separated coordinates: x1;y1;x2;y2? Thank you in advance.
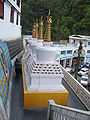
47;101;51;120
47;100;90;120
47;100;55;120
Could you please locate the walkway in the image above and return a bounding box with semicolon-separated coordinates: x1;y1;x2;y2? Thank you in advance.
10;73;47;120
10;75;24;120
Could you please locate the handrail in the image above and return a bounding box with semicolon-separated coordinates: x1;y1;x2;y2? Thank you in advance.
47;100;90;120
60;64;90;110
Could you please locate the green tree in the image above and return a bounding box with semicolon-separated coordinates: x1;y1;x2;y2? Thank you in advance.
22;0;90;39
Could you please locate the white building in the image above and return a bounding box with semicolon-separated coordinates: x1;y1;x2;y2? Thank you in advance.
0;0;21;41
69;35;90;47
0;0;23;60
69;35;90;63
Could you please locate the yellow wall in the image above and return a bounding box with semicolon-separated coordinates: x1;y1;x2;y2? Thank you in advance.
22;64;69;109
24;90;69;109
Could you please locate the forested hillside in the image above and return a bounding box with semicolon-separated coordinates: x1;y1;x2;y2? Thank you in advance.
22;0;90;40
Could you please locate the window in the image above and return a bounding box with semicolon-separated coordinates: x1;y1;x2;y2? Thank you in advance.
67;50;72;54
88;42;90;45
87;50;90;53
17;0;20;7
0;0;4;19
61;51;66;55
16;13;19;25
10;7;14;23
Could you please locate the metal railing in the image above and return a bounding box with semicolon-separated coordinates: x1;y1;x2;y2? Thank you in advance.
47;100;90;120
47;66;90;120
60;65;90;110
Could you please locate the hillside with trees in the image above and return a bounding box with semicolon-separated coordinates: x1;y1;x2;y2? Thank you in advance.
22;0;90;40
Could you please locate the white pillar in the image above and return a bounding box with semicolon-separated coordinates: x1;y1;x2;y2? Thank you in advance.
63;59;66;68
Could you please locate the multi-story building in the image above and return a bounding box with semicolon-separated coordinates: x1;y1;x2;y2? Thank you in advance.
0;0;21;40
0;0;23;59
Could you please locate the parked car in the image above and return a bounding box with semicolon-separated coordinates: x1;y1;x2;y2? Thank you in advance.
80;75;88;86
78;64;84;71
79;63;90;71
78;67;88;76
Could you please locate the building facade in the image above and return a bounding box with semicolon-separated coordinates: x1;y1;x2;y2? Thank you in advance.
0;0;21;41
0;0;23;59
69;35;90;63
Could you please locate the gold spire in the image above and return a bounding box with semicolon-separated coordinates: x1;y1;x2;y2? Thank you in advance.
40;16;43;39
32;23;36;38
47;11;52;42
36;19;39;39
